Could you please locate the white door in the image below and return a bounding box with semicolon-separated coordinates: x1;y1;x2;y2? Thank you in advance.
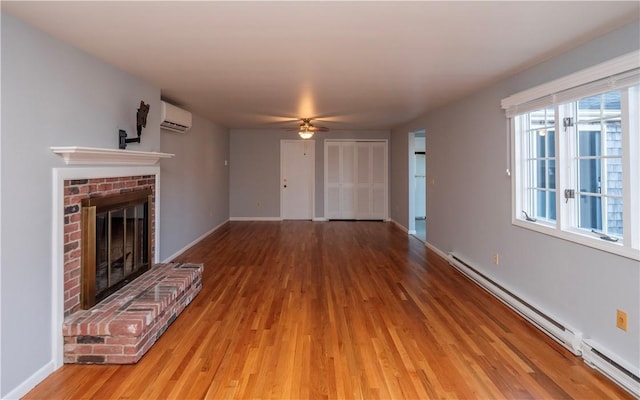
370;142;387;220
325;140;387;220
281;140;314;220
356;143;372;219
356;142;387;219
325;142;342;219
325;141;356;219
341;142;356;219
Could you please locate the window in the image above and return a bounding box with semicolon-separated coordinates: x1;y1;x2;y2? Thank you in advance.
503;52;639;260
517;107;556;223
573;91;623;236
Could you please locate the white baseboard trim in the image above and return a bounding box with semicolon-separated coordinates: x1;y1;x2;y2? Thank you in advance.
389;219;408;234
312;217;328;222
424;241;448;259
2;360;55;400
229;217;283;221
162;219;229;263
389;219;423;236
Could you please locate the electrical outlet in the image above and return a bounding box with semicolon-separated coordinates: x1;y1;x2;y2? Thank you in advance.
616;309;628;331
493;253;500;265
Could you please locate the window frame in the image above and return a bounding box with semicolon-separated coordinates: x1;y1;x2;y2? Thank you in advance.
504;51;640;261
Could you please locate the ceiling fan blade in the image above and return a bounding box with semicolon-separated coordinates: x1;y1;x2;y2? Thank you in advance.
310;126;329;132
258;114;305;125
282;127;328;132
277;117;332;133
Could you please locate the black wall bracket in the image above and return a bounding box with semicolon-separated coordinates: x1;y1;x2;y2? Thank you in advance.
118;101;149;150
118;129;140;150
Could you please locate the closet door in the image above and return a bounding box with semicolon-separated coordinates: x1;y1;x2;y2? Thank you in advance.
356;143;372;219
325;142;342;219
325;140;386;220
341;142;356;219
370;142;387;220
325;142;356;219
355;142;387;220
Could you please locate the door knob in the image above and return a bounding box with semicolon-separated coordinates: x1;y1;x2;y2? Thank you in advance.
284;185;287;188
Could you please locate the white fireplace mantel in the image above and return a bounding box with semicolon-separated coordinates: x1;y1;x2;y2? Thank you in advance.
51;146;174;165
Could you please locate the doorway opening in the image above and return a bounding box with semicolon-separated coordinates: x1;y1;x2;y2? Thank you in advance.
409;130;426;242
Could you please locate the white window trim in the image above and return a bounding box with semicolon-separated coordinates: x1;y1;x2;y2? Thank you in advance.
505;51;640;261
502;51;640;113
511;218;640;261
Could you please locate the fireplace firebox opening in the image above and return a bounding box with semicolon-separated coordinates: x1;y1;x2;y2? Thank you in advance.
81;188;153;309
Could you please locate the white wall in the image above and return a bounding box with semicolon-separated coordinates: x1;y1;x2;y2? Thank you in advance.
390;21;640;373
159;114;230;261
1;13;159;396
230;129;390;219
0;13;229;397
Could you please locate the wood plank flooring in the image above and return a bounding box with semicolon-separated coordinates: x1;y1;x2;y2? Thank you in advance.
25;221;631;399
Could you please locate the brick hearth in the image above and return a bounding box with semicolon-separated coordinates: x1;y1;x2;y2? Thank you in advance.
63;262;203;364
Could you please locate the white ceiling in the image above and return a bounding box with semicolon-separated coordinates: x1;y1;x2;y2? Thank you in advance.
3;1;639;130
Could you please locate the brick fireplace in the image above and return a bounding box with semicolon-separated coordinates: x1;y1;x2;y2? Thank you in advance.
80;188;153;309
51;147;202;365
63;175;156;316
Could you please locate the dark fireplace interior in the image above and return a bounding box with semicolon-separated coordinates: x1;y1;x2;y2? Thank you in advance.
81;189;152;309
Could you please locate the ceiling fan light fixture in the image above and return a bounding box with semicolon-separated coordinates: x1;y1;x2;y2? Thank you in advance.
299;130;314;139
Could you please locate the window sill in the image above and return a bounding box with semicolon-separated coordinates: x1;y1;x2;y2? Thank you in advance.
512;218;640;261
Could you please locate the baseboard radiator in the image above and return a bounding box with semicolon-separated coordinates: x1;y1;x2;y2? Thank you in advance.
447;252;640;398
582;339;640;398
447;253;582;354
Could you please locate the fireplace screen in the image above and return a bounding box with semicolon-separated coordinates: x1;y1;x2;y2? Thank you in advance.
81;189;152;309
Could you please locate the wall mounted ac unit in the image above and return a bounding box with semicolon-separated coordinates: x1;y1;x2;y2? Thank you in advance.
160;101;192;133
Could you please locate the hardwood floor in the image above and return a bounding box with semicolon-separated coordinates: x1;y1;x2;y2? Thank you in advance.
25;221;631;399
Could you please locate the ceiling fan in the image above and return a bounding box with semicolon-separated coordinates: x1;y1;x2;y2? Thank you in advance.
284;118;329;139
